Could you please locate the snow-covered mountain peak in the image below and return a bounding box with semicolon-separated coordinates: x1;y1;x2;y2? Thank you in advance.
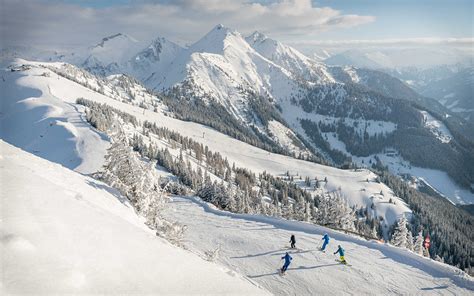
246;32;335;83
190;24;248;54
246;31;269;45
83;33;144;72
134;35;182;63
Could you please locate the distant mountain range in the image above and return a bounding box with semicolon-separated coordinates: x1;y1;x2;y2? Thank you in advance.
323;49;474;123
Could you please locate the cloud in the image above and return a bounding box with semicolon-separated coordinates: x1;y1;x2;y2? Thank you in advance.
291;37;474;47
0;0;375;48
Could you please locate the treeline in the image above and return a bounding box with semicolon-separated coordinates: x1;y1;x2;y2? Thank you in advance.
77;97;139;130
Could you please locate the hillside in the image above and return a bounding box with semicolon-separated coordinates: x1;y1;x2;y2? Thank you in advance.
0;140;268;295
2;60;412;229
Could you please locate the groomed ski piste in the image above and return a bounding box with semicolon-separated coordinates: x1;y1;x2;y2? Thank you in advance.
163;196;473;295
1;59;474;294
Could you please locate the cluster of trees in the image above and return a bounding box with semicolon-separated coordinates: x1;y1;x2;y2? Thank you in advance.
336;121;389;157
301;81;423;126
97;130;186;245
390;216;429;257
134;119;381;238
353;205;384;239
77;98;139;130
374;166;474;274
47;64;159;111
315;192;355;230
45;64;109;96
247;94;285;126
389;127;474;188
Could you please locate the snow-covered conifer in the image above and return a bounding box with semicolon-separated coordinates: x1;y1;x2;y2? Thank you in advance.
413;231;424;256
390;216;409;248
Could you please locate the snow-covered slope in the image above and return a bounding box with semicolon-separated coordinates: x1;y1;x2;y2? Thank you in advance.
0;65;109;174
7;60;412;228
163;196;473;295
80;33;145;75
0;140;268;295
245;31;335;84
127;36;184;83
420;110;453;143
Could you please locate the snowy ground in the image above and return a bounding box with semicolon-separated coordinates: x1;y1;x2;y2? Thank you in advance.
420;110;452;143
0;69;109;174
163;196;474;295
0;140;268;295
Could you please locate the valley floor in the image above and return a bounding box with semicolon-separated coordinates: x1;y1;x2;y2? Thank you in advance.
163;196;474;295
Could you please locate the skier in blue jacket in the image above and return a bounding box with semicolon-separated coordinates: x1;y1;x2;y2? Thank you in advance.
334;245;347;264
321;233;330;251
280;252;292;274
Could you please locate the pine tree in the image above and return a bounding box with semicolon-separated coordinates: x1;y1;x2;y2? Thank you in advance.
406;229;414;251
413;231;424;256
304;201;312;222
390;216;409;248
315;192;355;230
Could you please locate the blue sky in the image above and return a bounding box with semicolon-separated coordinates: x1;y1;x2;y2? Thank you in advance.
56;0;473;40
2;0;472;50
315;0;473;39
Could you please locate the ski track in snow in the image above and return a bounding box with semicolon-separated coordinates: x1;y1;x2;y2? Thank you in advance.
164;196;474;296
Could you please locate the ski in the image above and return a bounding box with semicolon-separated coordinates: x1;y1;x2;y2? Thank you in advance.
335;259;351;266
